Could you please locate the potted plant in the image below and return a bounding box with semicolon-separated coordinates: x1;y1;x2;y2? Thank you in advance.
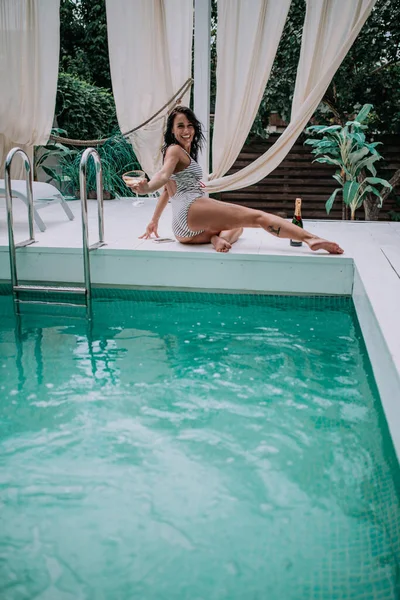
304;104;392;220
38;131;142;200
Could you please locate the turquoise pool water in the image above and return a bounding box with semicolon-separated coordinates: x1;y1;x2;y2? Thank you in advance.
0;292;399;600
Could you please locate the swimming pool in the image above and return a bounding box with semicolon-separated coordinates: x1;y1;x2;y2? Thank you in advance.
0;291;399;599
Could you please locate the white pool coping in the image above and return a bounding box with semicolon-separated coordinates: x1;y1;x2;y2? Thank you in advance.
1;196;400;460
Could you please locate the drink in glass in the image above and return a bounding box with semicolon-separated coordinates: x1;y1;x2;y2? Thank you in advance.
122;170;146;198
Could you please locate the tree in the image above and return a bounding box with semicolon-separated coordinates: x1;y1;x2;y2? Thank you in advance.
257;0;400;135
321;0;400;134
80;0;111;90
59;0;400;135
253;0;304;135
59;0;91;83
57;0;114;138
59;0;111;90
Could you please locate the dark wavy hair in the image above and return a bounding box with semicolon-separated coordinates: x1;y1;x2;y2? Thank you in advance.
162;106;205;162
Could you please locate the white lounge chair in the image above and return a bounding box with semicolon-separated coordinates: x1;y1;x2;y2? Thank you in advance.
0;179;74;232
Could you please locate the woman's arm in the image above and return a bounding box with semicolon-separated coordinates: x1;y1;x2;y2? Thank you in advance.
139;187;170;239
152;187;169;221
128;146;183;194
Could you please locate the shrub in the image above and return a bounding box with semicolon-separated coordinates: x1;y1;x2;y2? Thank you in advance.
56;72;118;141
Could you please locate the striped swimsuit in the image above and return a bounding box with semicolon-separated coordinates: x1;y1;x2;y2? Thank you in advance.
170;150;205;239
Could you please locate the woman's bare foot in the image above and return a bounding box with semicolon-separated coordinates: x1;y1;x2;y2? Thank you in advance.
211;235;232;253
307;237;344;254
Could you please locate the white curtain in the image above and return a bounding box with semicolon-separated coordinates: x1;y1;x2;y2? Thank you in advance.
206;0;377;194
210;0;292;180
0;0;60;179
106;0;193;178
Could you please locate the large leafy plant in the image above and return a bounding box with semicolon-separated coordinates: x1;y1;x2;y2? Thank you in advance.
39;131;142;199
304;104;392;220
34;128;75;182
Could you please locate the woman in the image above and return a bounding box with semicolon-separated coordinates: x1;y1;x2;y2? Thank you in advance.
130;106;343;255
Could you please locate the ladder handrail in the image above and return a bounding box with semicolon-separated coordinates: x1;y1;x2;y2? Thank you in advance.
5;147;106;322
79;148;106;309
5;148;36;292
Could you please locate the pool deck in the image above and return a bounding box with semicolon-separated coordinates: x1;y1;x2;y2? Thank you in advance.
1;196;400;459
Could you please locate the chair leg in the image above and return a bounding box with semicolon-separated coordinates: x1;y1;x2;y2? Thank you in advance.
33;207;46;232
19;194;46;232
58;195;75;221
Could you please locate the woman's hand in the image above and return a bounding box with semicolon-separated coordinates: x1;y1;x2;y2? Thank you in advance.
128;178;150;195
130;179;150;195
139;220;159;239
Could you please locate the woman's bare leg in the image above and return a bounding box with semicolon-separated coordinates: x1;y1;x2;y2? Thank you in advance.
176;227;243;253
175;230;216;245
211;227;243;253
187;198;343;254
219;227;243;244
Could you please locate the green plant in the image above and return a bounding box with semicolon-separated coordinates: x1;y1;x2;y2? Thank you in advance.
60;0;111;90
34;128;77;181
56;73;118;140
250;0;400;136
59;0;400;140
304;104;392;220
41;131;142;199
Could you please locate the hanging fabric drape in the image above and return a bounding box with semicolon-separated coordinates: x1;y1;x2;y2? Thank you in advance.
106;0;193;178
210;0;292;181
206;0;377;194
0;0;60;179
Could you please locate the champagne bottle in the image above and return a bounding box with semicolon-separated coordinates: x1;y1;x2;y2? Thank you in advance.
290;197;303;247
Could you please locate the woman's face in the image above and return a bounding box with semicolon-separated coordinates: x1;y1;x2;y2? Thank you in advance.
172;112;195;147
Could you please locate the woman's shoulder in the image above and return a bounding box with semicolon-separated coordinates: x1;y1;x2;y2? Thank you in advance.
165;144;190;160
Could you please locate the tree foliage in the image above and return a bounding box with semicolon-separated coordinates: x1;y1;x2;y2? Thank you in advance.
59;0;111;89
252;0;304;136
254;0;400;136
56;73;117;140
79;0;111;90
59;0;86;78
58;0;400;140
58;0;115;138
321;0;400;133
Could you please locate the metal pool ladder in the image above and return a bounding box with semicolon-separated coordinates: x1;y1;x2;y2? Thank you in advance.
5;147;106;320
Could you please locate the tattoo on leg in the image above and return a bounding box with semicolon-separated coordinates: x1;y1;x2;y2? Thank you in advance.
267;225;281;237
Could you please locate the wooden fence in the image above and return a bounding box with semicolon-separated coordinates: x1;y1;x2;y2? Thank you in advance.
218;134;400;220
